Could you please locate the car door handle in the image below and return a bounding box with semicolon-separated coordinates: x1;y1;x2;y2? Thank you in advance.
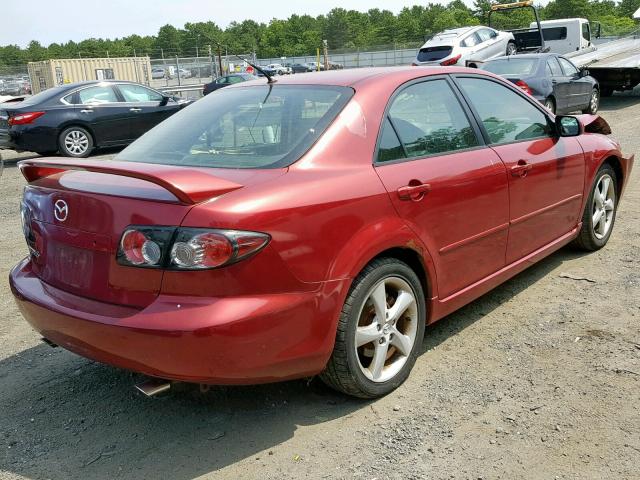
80;109;93;113
511;160;533;177
397;182;431;201
129;108;142;112
551;79;558;84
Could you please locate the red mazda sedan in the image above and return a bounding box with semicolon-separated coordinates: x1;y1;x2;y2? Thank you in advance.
10;67;633;398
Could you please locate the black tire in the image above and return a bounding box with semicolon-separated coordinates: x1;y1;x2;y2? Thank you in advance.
544;97;556;114
320;257;426;398
600;86;614;97
506;41;517;56
58;126;94;158
582;88;599;114
572;163;618;251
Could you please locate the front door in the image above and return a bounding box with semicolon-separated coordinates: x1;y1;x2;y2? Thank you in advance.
454;75;585;264
557;56;591;109
374;77;509;299
115;83;180;139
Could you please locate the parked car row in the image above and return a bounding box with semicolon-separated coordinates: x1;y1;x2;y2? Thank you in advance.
0;77;32;96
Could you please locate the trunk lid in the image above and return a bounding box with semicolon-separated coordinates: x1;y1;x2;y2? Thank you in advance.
19;158;284;308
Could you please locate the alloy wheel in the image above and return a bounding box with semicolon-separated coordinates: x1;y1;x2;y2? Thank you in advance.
506;43;517;56
590;90;599;113
544;98;555;114
592;173;615;239
355;276;418;383
64;130;89;156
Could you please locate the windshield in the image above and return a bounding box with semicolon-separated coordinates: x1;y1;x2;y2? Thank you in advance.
116;85;353;169
482;58;539;75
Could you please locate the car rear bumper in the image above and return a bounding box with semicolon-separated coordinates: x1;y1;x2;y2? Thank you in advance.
10;258;348;384
0;126;58;153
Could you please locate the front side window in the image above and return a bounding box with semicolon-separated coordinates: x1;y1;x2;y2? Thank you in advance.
582;23;590;42
118;84;163;103
558;57;579;76
457;77;552;144
116;85;353;169
381;79;478;161
78;85;118;105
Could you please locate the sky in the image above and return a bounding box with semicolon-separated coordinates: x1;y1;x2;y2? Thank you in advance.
1;0;489;48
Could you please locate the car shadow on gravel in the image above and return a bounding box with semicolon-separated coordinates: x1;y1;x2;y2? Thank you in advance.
599;92;640;111
0;247;589;480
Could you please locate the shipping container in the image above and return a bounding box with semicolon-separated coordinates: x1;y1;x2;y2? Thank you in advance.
27;57;152;94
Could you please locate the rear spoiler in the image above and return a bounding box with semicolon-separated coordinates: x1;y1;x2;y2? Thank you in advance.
18;158;243;205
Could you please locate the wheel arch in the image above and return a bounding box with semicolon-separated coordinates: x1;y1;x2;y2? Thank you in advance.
58;122;97;146
602;155;624;196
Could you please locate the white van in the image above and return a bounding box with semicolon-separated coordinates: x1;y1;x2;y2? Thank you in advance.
530;18;593;54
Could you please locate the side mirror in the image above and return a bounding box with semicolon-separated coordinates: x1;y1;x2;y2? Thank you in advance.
159;95;170;106
580;69;590;77
556;116;581;137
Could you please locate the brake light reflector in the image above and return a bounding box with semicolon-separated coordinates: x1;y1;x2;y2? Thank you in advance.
8;111;45;126
121;229;162;266
171;232;233;268
515;80;532;95
440;54;462;66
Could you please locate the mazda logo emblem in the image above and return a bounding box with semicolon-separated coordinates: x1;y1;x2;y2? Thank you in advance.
54;199;69;222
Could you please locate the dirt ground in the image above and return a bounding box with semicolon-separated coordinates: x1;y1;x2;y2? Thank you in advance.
0;94;638;480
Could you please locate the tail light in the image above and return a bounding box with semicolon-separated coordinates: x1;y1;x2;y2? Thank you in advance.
440;54;462;66
117;226;270;270
514;80;532;95
8;111;45;126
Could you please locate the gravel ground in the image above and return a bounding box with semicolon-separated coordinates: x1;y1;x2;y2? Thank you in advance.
0;94;638;480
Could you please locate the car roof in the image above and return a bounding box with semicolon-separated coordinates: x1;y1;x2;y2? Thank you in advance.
228;66;493;89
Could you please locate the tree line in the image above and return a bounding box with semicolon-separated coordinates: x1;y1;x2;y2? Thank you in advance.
1;0;639;67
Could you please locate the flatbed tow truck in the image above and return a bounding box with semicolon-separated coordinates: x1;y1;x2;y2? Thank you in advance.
488;1;640;95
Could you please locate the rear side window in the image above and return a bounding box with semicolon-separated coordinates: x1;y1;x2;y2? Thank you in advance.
116;85;353;169
541;27;567;41
457;77;551;144
78;86;118;104
378;79;479;162
547;57;564;76
417;46;452;62
462;33;481;47
377;118;405;163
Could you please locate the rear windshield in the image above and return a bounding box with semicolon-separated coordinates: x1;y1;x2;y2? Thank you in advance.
116;85;353;169
417;46;452;62
482;58;539;76
14;86;68;106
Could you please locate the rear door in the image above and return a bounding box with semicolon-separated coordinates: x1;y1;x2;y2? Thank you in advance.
374;76;509;299
454;75;585;264
546;56;569;112
74;84;132;145
115;83;179;138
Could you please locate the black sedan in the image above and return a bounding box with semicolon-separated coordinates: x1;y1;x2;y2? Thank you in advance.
291;63;314;73
0;81;191;158
202;73;258;96
481;53;599;115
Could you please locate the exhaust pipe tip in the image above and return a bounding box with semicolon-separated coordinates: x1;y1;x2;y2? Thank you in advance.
135;378;172;397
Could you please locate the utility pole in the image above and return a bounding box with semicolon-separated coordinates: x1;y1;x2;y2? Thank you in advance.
217;45;223;76
208;45;215;79
323;40;329;70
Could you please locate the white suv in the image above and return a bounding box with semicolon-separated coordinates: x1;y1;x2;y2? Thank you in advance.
413;26;516;67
